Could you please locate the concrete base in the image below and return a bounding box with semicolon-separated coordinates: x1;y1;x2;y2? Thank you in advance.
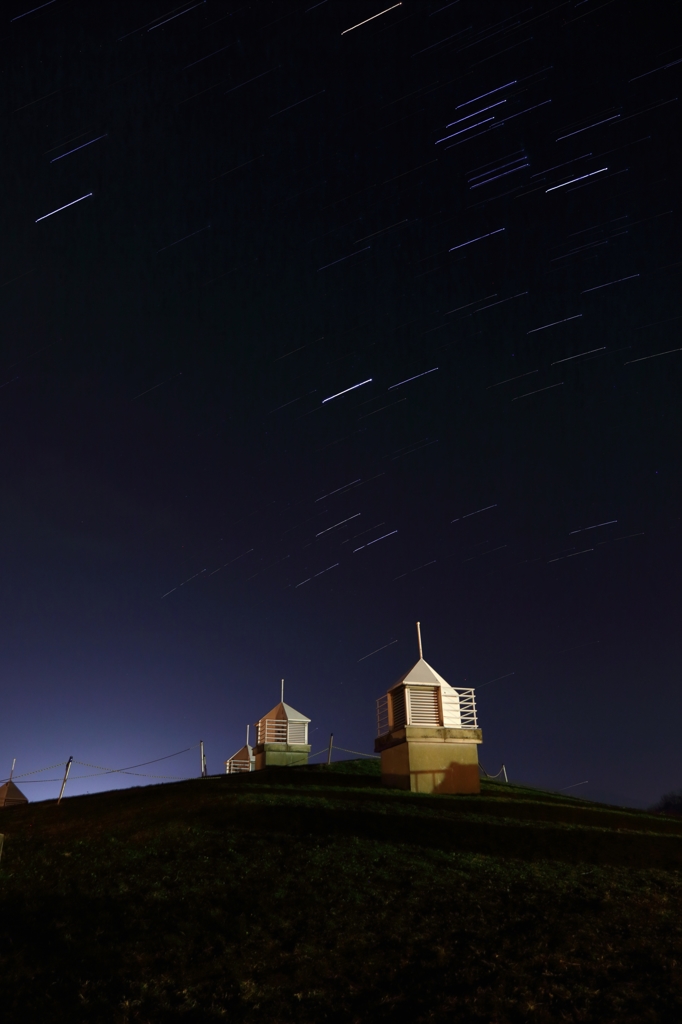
375;726;482;794
253;742;311;770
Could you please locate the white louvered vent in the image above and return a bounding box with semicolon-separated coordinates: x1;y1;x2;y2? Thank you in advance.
407;686;441;725
391;687;407;728
288;722;307;744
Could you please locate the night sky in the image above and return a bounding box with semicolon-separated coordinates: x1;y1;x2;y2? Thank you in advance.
1;0;679;808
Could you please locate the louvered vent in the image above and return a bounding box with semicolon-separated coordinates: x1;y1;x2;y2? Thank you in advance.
288;722;307;744
407;687;441;725
391;687;407;728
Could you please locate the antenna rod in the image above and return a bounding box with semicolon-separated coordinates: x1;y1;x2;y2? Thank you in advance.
416;621;423;659
281;678;284;703
246;723;249;747
327;732;334;766
57;756;73;805
10;758;16;781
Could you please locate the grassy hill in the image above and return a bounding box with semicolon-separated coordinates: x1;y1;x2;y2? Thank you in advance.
1;760;681;1023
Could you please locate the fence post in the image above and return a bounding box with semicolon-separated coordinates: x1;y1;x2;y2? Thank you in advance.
57;757;73;805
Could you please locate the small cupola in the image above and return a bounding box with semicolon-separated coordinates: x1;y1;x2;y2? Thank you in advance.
0;779;28;808
252;680;312;770
225;725;255;774
375;623;482;794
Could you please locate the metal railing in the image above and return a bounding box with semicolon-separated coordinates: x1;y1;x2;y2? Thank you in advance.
376;695;389;736
256;719;288;744
456;688;478;729
376;687;478;735
255;719;309;744
225;759;252;774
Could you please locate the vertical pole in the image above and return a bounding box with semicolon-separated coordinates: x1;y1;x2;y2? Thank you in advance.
10;758;16;781
281;678;284;703
57;757;73;805
502;764;508;783
200;741;206;777
246;724;250;747
416;621;423;659
327;732;334;765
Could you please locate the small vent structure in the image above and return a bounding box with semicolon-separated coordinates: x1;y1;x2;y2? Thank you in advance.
407;686;441;725
225;728;254;774
374;621;483;794
252;682;312;770
288;721;307;744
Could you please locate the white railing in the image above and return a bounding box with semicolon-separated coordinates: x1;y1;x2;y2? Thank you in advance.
257;719;288;744
455;688;478;729
225;758;251;774
375;687;477;735
376;694;389;736
255;720;308;745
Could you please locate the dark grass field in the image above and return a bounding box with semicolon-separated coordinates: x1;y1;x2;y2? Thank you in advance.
1;760;681;1023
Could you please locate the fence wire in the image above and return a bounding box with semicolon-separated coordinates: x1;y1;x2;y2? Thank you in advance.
1;745;201;786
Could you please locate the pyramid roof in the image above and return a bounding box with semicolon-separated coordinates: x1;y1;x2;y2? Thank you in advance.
390;657;452;691
256;700;310;724
228;745;251;761
227;743;253;762
0;780;28;808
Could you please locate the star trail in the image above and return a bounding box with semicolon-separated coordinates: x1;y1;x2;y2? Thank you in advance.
0;0;679;810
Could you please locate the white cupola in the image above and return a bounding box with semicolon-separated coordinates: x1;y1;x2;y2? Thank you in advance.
375;623;482;794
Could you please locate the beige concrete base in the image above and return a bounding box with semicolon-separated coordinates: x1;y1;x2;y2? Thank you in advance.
375;726;482;794
253;742;311;770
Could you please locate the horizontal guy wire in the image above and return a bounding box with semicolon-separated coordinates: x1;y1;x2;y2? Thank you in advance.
332;746;381;758
1;744;200;785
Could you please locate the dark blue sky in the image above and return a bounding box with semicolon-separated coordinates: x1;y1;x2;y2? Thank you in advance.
1;0;679;808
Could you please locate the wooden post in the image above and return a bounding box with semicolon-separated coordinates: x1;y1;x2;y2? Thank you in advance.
327;732;334;765
57;757;73;805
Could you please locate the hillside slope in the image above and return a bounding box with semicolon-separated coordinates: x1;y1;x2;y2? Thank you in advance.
1;761;681;1023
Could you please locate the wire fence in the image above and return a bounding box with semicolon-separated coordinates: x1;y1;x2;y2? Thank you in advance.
1;745;201;786
479;763;508;781
3;739;382;793
332;745;380;759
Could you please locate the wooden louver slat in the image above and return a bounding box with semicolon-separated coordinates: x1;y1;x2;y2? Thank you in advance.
391;687;407;728
288;722;307;744
407;686;441;725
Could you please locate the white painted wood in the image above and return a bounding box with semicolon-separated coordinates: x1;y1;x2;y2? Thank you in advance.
255;718;309;744
288;721;308;744
407;686;441;725
441;688;463;728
